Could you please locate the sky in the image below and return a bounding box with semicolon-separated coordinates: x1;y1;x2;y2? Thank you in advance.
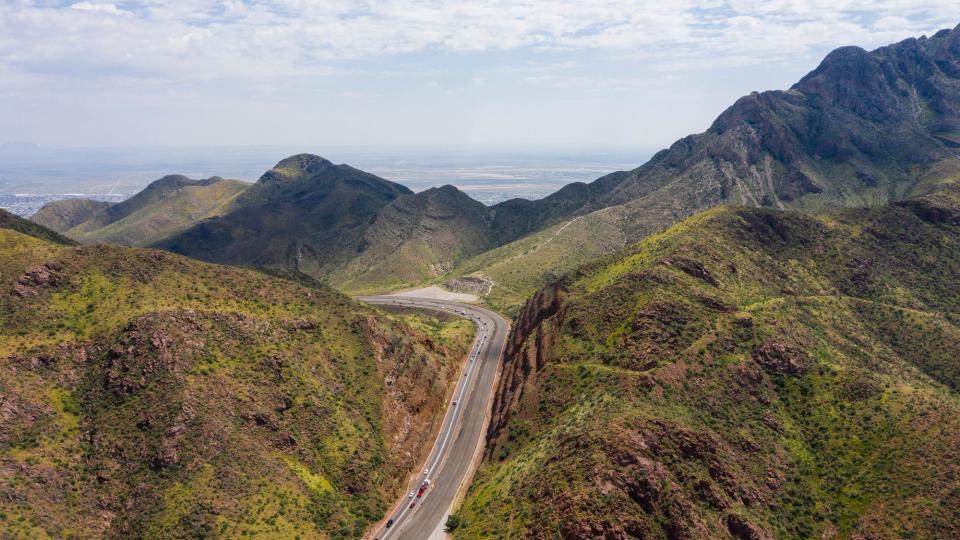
2;1;959;152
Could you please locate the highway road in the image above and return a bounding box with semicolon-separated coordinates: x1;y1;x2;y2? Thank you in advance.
359;295;508;540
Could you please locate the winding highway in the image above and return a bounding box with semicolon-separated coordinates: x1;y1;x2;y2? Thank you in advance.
359;295;508;540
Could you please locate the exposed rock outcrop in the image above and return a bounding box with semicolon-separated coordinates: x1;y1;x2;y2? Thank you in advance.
12;262;64;296
485;279;565;456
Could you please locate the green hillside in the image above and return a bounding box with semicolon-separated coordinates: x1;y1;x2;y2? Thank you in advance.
29;199;112;234
153;156;630;294
155;154;412;278
455;185;960;539
328;185;498;292
448;206;629;313
1;209;78;246
31;175;249;247
0;218;471;539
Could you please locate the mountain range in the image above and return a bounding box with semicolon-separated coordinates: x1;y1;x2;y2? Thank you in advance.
149;156;645;294
31;25;960;312
447;23;960;312
31;155;628;293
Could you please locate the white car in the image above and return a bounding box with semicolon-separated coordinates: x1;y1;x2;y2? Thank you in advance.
408;491;414;498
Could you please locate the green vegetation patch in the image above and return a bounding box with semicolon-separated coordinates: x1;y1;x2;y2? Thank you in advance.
0;228;470;539
456;198;960;539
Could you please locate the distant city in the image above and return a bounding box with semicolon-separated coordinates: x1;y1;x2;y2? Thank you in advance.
0;194;130;218
0;144;647;216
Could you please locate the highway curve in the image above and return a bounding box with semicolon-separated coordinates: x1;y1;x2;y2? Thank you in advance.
359;295;508;540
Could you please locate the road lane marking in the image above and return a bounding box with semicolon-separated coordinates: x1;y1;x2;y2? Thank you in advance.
368;300;496;540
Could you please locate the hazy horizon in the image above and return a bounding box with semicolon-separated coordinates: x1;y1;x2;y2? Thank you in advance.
0;143;649;215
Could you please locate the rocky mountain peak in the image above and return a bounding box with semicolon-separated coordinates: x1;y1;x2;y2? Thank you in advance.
150;174;193;187
142;174;224;196
265;153;335;181
423;184;476;203
793;25;960;126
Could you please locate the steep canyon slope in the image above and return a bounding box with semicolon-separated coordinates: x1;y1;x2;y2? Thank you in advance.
0;212;469;539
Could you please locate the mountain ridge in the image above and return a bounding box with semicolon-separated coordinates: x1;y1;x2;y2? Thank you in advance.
329;184;499;291
1;208;78;246
154;154;413;277
30;199;113;233
31;175;249;247
146;150;630;292
446;23;960;313
455;183;960;538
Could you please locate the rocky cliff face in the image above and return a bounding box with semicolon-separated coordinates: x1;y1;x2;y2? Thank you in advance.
484;279;566;457
606;24;960;213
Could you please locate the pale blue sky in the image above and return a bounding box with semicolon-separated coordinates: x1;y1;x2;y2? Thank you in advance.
2;1;959;151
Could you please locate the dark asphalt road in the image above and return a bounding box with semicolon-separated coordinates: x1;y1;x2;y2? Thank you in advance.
359;296;508;540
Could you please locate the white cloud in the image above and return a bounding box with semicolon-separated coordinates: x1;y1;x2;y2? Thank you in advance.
70;2;128;15
2;0;959;147
2;0;957;84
